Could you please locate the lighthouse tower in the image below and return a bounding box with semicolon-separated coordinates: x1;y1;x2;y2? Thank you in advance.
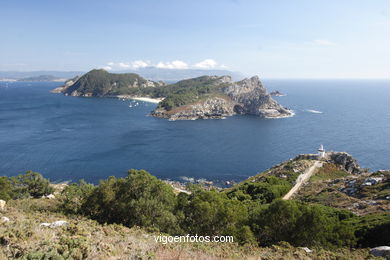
318;144;325;158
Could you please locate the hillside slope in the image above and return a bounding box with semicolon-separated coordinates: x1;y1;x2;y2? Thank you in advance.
0;199;372;259
1;152;389;259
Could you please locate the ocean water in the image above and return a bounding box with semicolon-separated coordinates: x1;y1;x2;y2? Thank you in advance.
0;80;389;183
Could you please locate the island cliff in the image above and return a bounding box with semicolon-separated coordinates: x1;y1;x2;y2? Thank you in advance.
151;75;293;120
53;70;293;120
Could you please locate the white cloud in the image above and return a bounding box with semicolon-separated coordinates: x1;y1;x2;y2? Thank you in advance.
194;59;218;69
102;59;224;70
131;60;149;69
102;60;150;70
313;39;336;46
118;62;131;68
156;60;188;69
101;66;112;71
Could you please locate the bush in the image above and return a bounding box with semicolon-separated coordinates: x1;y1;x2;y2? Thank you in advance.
82;169;178;233
60;180;95;214
226;176;292;204
177;190;256;244
0;171;54;200
250;199;356;248
346;213;390;247
0;176;14;201
10;171;54;198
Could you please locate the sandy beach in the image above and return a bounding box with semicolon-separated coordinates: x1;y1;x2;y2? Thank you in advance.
116;95;164;104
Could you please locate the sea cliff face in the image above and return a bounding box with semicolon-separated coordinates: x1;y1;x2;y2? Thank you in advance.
152;76;293;120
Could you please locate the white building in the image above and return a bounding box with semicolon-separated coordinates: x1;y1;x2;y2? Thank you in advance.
318;144;325;158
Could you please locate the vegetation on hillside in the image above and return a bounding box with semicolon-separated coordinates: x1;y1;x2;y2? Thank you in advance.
0;171;53;200
1;165;389;259
0;199;373;259
65;69;151;97
155;76;228;111
63;70;233;110
296;166;390;215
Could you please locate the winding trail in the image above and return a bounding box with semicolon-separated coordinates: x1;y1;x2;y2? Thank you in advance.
282;160;323;200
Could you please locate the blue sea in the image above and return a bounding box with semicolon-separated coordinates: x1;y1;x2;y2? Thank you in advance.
0;80;389;183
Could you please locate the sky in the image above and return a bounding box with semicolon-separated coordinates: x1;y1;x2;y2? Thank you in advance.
1;0;390;78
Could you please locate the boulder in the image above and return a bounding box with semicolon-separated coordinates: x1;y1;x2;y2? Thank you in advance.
301;247;312;253
40;220;69;228
0;200;5;211
50;220;68;228
42;194;55;199
1;216;10;223
370;246;390;257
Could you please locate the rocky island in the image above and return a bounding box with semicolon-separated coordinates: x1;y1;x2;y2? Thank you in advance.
53;69;293;120
152;75;293;120
270;90;286;96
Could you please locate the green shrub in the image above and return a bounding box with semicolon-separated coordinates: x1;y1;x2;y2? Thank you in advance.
346;213;390;247
10;171;54;198
250;200;356;248
82;169;178;233
177;190;256;244
60;180;95;215
0;176;14;201
226;176;292;204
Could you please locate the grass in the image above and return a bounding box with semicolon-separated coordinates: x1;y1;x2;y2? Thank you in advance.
310;163;349;182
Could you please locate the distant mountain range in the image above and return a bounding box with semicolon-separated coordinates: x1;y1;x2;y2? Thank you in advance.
0;71;82;80
0;67;244;82
17;75;66;82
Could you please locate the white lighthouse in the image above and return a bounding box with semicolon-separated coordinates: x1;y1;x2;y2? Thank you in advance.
318;144;325;158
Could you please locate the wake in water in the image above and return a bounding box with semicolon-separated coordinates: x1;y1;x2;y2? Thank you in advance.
305;109;323;114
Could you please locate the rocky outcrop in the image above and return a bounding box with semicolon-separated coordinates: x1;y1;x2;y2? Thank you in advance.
224;76;292;118
294;152;365;174
327;152;365;174
151;97;235;120
51;76;80;93
153;76;293;120
270;90;285;96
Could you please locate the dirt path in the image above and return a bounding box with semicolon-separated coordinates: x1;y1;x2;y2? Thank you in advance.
282;160;322;200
